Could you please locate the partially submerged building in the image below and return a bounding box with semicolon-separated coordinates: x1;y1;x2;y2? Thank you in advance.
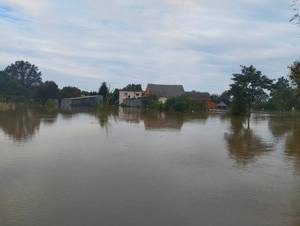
185;91;216;110
119;91;143;105
145;84;185;103
217;102;228;110
61;95;103;109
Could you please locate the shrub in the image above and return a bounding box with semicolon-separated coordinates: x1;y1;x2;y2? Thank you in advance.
164;96;205;112
142;95;161;109
45;99;56;112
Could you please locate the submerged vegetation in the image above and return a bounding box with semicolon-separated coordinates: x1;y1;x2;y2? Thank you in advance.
164;96;205;112
0;103;16;112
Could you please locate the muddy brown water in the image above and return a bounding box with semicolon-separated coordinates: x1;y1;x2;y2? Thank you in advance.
1;107;300;226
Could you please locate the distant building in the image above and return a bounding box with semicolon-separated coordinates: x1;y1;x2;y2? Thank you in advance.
185;91;216;110
217;102;228;110
119;91;143;105
61;95;103;109
145;83;185;103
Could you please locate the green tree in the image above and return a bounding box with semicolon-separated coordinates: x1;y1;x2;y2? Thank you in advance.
4;61;42;88
111;88;120;105
210;94;220;103
210;91;231;105
270;77;294;111
164;96;204;112
34;81;59;103
0;71;28;101
98;82;109;100
288;61;300;109
229;65;273;115
220;90;231;105
142;95;161;109
289;61;300;93
59;86;81;98
122;84;142;91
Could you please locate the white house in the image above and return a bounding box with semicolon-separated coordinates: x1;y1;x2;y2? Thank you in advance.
119;91;143;105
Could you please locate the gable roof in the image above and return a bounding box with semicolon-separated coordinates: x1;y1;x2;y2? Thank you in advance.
146;84;185;97
217;102;228;107
185;91;210;101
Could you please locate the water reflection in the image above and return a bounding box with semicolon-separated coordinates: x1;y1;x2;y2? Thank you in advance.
2;108;300;225
267;114;300;172
0;108;58;141
118;107;142;123
118;108;185;131
268;114;294;139
143;112;184;131
225;116;273;166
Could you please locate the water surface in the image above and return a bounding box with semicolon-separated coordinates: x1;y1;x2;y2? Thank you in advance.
1;108;300;226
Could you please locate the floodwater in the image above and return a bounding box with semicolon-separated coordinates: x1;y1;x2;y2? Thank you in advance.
1;107;300;226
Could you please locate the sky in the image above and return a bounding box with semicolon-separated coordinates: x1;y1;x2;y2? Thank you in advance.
0;0;299;93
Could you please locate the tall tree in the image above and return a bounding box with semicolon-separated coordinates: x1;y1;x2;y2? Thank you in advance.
59;86;81;98
111;88;120;104
34;81;59;103
289;61;300;91
0;71;28;101
270;77;294;111
122;84;143;91
289;61;300;108
210;91;231;105
4;61;42;88
98;82;109;99
229;65;273;115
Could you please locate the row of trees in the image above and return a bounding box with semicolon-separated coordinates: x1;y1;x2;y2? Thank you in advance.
0;60;145;108
1;60;300;115
211;61;300;115
0;61;108;104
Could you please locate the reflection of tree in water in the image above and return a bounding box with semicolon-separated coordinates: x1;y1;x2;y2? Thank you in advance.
0;108;59;141
96;109;118;136
118;107;142;123
39;109;58;125
97;110;110;128
143;112;184;131
225;117;272;166
118;107;209;131
268;114;294;139
284;118;300;172
267;114;300;172
0;109;40;141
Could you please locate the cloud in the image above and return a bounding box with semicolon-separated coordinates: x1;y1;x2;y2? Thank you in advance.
0;0;299;92
0;0;48;15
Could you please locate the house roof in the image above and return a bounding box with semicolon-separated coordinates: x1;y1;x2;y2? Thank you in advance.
146;84;185;97
217;102;228;107
185;91;210;101
62;95;102;100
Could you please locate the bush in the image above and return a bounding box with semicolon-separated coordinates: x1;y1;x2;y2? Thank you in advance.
45;99;56;112
164;96;205;112
142;95;161;109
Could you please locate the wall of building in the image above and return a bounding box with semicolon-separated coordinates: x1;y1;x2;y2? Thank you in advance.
119;91;143;105
61;95;103;109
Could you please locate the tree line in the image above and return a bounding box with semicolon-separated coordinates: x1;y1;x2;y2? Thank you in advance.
1;60;300;114
0;61;113;104
211;61;300;115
